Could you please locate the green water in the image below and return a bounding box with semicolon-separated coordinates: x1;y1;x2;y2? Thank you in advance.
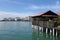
0;21;60;40
32;29;60;40
0;22;32;40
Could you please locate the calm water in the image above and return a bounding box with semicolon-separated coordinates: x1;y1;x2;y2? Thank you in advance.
0;22;32;40
0;21;60;40
32;29;60;40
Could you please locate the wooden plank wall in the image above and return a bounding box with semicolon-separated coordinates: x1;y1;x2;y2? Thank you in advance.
32;20;54;28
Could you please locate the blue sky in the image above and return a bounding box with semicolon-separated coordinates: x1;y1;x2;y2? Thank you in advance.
0;0;60;19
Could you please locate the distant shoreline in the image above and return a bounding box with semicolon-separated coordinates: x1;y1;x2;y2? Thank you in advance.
0;20;31;22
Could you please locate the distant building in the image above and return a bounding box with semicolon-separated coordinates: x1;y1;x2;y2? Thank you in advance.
8;17;15;21
23;16;32;21
2;18;9;21
15;17;21;21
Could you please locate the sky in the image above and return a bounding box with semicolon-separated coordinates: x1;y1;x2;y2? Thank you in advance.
0;0;60;19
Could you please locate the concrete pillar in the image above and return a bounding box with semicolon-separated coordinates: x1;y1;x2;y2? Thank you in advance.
37;26;39;40
56;30;58;37
46;28;48;34
34;25;37;29
53;28;54;36
50;29;52;35
32;25;34;29
38;26;39;32
39;27;41;31
42;27;43;32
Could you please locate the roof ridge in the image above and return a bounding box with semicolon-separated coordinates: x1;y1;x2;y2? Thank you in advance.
34;10;60;16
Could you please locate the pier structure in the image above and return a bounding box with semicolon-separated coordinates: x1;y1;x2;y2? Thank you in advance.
32;10;60;36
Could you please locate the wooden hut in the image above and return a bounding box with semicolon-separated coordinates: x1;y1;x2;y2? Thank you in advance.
32;10;60;36
32;10;58;27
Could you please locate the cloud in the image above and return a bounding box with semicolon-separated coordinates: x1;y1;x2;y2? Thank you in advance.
28;1;60;10
0;11;34;20
29;5;40;9
0;0;24;5
8;0;24;5
29;5;60;10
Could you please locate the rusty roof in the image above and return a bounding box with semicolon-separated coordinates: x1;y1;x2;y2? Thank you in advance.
33;10;60;17
56;12;60;16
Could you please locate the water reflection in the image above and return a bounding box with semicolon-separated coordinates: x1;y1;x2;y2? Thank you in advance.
32;29;60;40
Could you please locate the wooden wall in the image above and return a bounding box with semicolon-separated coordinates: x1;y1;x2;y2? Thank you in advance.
32;21;55;28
